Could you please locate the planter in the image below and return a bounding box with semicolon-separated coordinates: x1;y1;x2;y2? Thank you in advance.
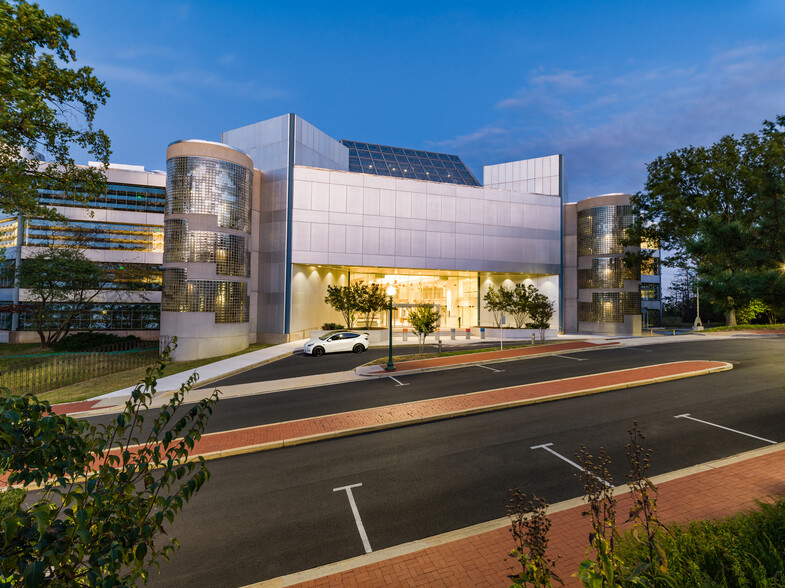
470;327;557;340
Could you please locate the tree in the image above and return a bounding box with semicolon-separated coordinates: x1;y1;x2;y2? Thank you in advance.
483;286;507;328
408;303;440;354
508;283;537;328
18;248;110;347
324;283;362;328
527;293;554;343
0;0;111;219
630;117;785;326
355;283;387;328
0;343;220;585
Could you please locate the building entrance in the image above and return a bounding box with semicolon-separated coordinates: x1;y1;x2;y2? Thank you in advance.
349;269;478;329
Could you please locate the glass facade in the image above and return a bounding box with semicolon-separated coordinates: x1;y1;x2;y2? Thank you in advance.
577;258;640;289
161;268;249;323
101;263;162;291
577;205;634;256
0;260;14;288
640;283;659;301
4;303;160;331
349;268;481;329
340;141;481;186
24;219;163;251
166;156;253;232
0;218;17;248
38;183;166;213
578;292;641;323
164;219;250;277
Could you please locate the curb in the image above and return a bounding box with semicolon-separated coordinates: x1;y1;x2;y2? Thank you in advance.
356;341;622;377
244;441;785;587
190;361;732;464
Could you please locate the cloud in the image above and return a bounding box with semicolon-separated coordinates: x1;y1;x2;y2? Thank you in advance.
93;62;285;102
496;70;590;109
442;43;785;200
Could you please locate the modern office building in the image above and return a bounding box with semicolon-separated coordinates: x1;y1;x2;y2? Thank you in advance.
1;113;660;355
0;163;165;342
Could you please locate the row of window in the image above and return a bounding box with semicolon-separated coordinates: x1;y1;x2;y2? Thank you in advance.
0;303;160;331
38;183;166;213
24;219;164;252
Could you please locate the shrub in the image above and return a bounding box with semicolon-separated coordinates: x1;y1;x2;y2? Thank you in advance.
51;332;143;352
321;322;344;330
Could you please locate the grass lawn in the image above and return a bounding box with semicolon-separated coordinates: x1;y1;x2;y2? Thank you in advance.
34;343;273;405
366;340;569;365
703;323;785;332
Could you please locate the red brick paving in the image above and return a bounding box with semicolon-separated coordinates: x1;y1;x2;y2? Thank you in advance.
286;448;785;587
366;341;619;374
49;399;101;414
188;360;728;458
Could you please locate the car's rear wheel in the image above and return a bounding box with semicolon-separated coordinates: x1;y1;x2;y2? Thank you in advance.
312;347;325;357
352;343;365;353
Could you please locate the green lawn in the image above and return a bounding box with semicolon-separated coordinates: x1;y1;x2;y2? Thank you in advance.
703;323;785;332
28;343;273;405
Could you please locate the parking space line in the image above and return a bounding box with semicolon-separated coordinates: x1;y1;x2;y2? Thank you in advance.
674;414;777;444
388;376;409;387
476;364;504;373
552;354;587;361
531;442;612;487
333;483;372;554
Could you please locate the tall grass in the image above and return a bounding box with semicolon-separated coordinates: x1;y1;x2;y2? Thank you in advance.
617;498;785;586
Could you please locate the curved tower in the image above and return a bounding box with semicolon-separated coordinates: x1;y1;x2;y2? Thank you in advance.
575;194;642;335
160;140;253;359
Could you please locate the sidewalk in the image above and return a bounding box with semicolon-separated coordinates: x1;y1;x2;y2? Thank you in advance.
251;443;785;587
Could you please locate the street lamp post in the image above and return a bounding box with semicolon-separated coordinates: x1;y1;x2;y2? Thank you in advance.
385;286;396;371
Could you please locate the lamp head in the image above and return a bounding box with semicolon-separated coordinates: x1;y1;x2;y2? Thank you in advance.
386;286;396;296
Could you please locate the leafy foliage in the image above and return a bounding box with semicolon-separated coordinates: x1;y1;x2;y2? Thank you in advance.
408;303;440;354
324;283;362;329
0;343;220;585
18;248;110;347
51;333;144;352
355;283;388;328
630;116;785;326
483;286;507;328
0;0;111;219
528;293;555;343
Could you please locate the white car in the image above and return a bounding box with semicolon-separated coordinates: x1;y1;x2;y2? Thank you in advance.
303;331;369;356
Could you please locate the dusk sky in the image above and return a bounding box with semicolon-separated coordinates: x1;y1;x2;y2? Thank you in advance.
43;1;785;202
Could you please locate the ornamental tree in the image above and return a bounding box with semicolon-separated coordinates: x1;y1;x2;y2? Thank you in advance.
408;303;440;354
0;0;111;219
18;248;110;347
356;283;387;328
527;293;555;343
0;344;220;585
324;283;362;328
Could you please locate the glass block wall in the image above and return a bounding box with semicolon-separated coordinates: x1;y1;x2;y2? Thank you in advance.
576;201;641;327
577;205;634;256
577;258;640;289
162;147;253;330
578;292;642;322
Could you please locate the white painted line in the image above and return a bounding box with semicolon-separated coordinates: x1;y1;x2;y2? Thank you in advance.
388;376;409;387
476;364;504;372
333;483;373;554
552;354;587;361
621;347;653;352
674;414;777;444
531;442;613;487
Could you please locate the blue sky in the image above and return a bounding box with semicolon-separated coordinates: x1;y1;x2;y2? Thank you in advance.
43;1;785;202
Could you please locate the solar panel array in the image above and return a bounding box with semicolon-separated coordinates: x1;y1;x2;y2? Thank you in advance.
340;140;481;186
